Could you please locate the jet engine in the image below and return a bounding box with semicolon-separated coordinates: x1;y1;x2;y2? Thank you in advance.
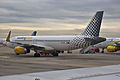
107;46;120;52
115;42;120;45
3;42;7;46
14;46;30;54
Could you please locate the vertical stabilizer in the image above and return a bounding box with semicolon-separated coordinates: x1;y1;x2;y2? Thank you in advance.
81;11;104;36
6;31;11;41
31;31;37;36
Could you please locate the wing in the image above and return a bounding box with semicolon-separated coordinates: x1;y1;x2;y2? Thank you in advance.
1;65;120;80
11;42;54;50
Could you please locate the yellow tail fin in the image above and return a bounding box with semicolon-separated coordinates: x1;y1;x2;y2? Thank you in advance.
6;31;11;41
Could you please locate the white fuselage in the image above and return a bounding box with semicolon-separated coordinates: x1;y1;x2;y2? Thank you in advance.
0;11;105;53
10;35;91;51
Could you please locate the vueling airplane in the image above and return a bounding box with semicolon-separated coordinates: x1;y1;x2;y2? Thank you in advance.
93;38;120;53
1;11;106;57
0;31;37;47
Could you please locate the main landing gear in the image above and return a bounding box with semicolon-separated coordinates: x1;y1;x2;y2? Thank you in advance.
33;51;59;57
101;48;104;53
34;53;40;57
52;51;58;57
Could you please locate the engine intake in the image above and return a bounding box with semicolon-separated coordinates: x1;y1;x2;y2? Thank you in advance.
3;42;7;46
14;46;30;54
115;42;120;45
107;46;118;52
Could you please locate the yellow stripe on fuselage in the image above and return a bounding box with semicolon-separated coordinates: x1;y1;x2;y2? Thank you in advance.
26;37;32;39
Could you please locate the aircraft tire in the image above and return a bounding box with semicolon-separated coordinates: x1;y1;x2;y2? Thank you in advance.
101;51;104;53
34;53;40;57
101;48;104;53
16;53;20;55
52;52;58;56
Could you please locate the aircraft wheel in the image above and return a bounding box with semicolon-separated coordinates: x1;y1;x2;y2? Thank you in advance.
16;53;20;55
101;50;104;53
101;48;104;53
52;52;58;56
34;53;40;57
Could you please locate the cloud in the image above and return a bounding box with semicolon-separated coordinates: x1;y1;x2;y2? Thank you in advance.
0;0;119;37
0;0;119;22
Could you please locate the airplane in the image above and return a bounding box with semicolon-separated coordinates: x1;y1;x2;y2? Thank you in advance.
92;38;120;53
0;31;37;47
1;11;106;57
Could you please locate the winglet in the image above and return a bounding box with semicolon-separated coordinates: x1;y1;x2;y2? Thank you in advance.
6;31;11;41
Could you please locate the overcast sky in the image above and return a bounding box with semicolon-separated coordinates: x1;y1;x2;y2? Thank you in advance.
0;0;120;38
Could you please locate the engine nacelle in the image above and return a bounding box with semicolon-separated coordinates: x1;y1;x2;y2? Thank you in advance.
115;42;120;45
14;46;30;54
107;46;117;52
3;42;7;46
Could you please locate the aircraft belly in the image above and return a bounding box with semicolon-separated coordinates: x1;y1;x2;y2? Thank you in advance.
44;42;69;50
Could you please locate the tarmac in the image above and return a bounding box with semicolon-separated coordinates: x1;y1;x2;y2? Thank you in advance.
0;47;120;76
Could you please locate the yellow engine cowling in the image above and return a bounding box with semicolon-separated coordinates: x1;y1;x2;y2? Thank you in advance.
3;42;7;46
115;41;120;45
107;46;117;52
14;46;26;54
